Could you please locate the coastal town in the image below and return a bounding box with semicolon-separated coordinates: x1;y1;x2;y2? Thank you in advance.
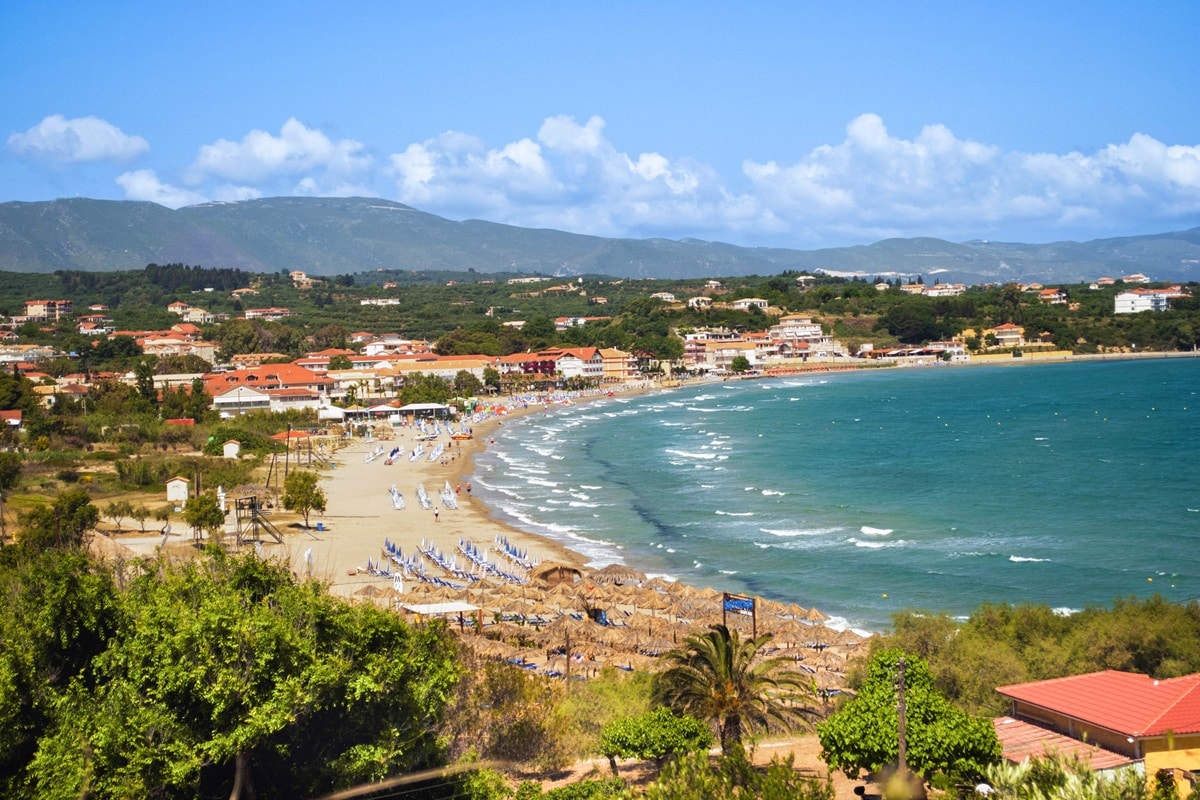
2;265;1200;800
3;269;1194;425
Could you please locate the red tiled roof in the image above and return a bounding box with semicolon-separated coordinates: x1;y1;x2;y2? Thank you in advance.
993;717;1136;771
998;671;1200;737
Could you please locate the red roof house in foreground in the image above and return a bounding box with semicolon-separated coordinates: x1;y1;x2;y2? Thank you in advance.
995;671;1200;779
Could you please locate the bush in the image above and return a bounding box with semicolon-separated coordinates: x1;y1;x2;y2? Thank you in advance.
599;707;712;774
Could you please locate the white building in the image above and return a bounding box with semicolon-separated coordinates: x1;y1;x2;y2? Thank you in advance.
1114;288;1183;314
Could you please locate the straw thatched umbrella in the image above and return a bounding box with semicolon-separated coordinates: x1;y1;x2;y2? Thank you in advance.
804;606;830;623
641;576;676;592
588;563;647;586
532;561;583;586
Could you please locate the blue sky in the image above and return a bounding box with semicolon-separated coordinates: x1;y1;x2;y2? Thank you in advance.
3;1;1198;249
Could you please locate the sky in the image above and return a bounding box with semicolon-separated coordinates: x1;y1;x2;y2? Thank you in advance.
2;1;1198;250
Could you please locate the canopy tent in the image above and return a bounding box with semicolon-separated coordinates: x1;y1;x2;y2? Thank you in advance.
401;601;483;631
366;402;402;416
397;402;455;418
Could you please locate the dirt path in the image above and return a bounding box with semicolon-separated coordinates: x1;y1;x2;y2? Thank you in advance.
537;733;859;799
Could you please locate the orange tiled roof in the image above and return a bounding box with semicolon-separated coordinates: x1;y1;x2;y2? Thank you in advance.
998;671;1200;737
993;716;1136;771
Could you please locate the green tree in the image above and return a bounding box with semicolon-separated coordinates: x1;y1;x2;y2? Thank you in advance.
0;549;120;796
598;706;712;776
26;551;460;800
818;649;1000;783
454;370;484;398
134;359;157;403
328;354;353;370
181;490;225;541
129;504;151;533
522;315;556;348
18;489;100;549
399;372;451;405
103;499;134;532
282;470;327;528
729;355;751;373
483;366;501;392
653;624;814;753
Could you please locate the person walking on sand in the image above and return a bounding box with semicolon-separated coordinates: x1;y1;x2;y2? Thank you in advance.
434;507;440;523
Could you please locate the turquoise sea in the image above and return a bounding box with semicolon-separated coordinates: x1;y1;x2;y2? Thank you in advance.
470;359;1200;632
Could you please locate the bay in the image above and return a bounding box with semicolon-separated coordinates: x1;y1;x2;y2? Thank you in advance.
471;359;1200;632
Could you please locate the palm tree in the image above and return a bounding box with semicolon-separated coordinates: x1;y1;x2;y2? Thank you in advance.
652;624;815;752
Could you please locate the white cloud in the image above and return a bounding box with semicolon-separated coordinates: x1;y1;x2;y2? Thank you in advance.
188;118;372;185
94;113;1200;244
386;114;746;238
743;114;1200;243
8;114;149;163
116;169;207;208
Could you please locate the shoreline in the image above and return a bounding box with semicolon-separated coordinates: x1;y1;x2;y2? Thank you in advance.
96;349;1196;634
297;382;671;599
310;348;1197;602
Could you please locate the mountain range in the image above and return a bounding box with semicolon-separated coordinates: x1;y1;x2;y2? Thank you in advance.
1;196;1198;285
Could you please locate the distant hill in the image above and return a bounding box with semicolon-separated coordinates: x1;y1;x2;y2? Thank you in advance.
1;196;1198;284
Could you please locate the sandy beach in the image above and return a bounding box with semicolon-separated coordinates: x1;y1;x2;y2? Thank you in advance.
291;402;589;598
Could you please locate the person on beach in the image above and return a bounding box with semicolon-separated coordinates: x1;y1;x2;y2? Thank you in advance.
434;508;440;522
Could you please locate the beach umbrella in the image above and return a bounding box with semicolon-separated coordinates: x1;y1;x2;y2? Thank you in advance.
641;576;676;592
588;563;647;586
532;562;583;586
804;606;830;623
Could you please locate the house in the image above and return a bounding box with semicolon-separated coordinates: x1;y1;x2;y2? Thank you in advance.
1122;273;1151;284
687;296;713;309
729;297;769;311
204;364;334;401
166;476;190;508
988;323;1026;348
229;352;289;369
167;301;192;315
244;307;293;321
995;671;1200;781
23;299;72;321
599;348;638;383
650;292;677;303
702;340;758;370
899;284;928;295
926;283;967;297
212;386;271;418
1115;288;1190;314
181;307;216;325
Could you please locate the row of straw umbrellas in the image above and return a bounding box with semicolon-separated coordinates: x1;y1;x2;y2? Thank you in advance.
356;562;867;690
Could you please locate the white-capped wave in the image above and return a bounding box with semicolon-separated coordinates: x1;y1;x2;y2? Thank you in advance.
1009;555;1050;563
665;448;718;460
851;539;906;549
760;526;843;537
860;526;893;536
716;510;754;517
761;489;786;496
